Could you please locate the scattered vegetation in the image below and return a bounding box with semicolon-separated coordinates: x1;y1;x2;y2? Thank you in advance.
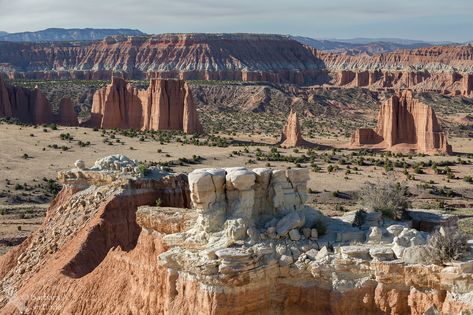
425;228;469;264
358;180;409;219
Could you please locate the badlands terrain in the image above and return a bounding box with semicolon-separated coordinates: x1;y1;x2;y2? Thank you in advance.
0;32;472;314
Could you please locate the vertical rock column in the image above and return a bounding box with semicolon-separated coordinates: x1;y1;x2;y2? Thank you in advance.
188;169;227;233
225;168;256;223
252;168;274;222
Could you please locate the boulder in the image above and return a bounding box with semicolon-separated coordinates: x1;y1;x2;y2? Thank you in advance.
276;211;305;236
402;245;430;264
289;229;301;241
369;247;395;261
74;160;86;170
340;246;371;260
279;254;294;266
225;219;247;242
407;210;459;232
305;249;319;260
392;243;406;259
367;227;382;243
310;228;318;240
387;224;405;237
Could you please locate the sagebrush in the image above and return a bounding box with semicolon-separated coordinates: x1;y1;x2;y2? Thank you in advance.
358;180;409;219
425;228;469;264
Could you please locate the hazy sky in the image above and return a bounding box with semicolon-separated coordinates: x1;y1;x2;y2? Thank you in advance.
0;0;472;41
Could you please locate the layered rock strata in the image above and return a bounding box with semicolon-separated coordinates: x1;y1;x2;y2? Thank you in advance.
89;77;203;133
0;161;472;314
317;45;473;96
350;90;452;154
0;34;325;84
0;77;78;125
1;35;473;97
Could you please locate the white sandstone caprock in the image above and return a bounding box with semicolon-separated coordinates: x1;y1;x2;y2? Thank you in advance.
225;168;256;221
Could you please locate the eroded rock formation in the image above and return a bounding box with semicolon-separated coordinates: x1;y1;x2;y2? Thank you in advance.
90;77;203;133
0;77;53;124
1;35;472;98
317;45;473;96
0;159;471;314
57;98;78;126
0;34;325;84
350;90;452;154
279;109;309;148
0;77;78;125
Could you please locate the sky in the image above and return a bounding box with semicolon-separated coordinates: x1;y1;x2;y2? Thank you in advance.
0;0;472;42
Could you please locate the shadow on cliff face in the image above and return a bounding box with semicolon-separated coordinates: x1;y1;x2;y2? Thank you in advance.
61;181;190;279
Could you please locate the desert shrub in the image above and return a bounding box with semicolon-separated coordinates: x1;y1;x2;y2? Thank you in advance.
425;228;469;264
358;180;409;219
352;209;367;227
137;164;151;177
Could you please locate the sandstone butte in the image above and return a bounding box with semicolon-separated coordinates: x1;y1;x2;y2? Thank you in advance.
350;90;452;155
0;155;472;314
89;77;203;134
279;109;310;148
0;77;78;126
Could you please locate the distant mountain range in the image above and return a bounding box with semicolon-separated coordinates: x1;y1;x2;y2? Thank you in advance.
0;28;145;42
321;37;455;46
0;28;469;54
292;36;453;54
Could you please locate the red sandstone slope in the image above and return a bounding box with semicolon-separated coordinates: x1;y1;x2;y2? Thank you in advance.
0;34;325;84
89;77;203;133
0;166;472;315
0;172;191;315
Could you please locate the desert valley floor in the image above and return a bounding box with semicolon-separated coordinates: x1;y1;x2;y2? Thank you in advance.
1;121;472;254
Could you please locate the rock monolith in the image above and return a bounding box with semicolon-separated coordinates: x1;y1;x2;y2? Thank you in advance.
350;90;452;154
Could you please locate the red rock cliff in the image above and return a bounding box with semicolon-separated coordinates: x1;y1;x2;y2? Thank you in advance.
0;163;471;314
0;78;78;125
90;77;203;133
0;77;53;124
317;45;473;95
0;34;325;84
350;90;452;154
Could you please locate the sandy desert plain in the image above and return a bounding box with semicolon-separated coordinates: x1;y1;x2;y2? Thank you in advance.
1;108;472;254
